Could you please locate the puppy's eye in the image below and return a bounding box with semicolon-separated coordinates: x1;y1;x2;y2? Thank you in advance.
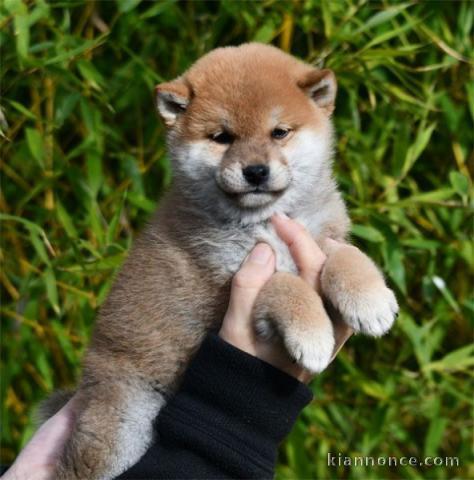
271;128;290;139
210;131;234;144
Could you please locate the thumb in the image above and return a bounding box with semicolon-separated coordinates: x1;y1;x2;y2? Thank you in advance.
222;243;275;330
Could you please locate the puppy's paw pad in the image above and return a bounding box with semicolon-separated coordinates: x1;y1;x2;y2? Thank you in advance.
340;286;398;337
284;326;335;374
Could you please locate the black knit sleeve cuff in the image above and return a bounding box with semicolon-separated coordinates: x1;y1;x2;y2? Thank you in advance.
158;333;313;475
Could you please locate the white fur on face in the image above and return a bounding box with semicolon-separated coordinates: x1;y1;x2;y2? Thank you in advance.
173;140;222;181
257;127;333;220
283;127;332;186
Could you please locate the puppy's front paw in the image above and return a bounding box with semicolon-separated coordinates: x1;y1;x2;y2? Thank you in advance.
284;321;335;373
332;285;398;336
254;272;336;373
321;245;398;337
255;315;335;373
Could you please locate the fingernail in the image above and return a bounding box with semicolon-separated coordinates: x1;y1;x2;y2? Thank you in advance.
247;243;273;265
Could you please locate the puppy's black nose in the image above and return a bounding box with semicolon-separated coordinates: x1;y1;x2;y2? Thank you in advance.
243;164;270;186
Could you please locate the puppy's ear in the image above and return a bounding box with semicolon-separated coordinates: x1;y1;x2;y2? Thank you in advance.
155;79;190;127
298;69;337;115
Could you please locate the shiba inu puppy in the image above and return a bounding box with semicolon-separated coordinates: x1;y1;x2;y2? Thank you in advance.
43;43;398;479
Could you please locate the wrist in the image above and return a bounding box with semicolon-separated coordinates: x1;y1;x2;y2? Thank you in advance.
219;329;313;383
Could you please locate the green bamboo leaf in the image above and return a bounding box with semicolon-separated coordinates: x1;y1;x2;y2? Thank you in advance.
127;193;156;213
30;231;49;264
28;0;50;26
351;224;384;243
44;268;60;315
390;188;455;207
55;93;81;126
86;151;103;198
386;245;406;294
401;239;441;249
51;321;76;363
36;351;53;390
96;277;115;306
385;84;429;109
117;0;142;13
77;59;105;90
13;6;30;60
360;380;388;401
401;123;436;177
253;21;276;43
284;422;311;477
363;18;422;50
77;239;101;258
1;213;45;236
398;314;428;366
79;100;99;139
449;171;470;196
320;0;333;38
44;37;107;66
352;3;413;36
1;215;55;266
25;128;45;168
56;200;78;238
106;193;126;245
459;240;474;269
432;276;460;313
88;201;106;246
140;0;177;19
65;253;126;273
423;345;474;373
9;100;37;120
425;416;447;456
360;44;424;59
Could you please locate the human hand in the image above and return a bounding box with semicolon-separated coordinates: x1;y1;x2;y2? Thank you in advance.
219;214;352;383
2;398;76;480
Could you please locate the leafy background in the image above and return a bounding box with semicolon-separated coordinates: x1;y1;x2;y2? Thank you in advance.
1;0;473;478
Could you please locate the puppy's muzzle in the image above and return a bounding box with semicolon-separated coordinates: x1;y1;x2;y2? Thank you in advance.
217;162;291;195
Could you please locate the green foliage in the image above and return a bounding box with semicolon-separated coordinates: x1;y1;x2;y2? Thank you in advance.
1;0;473;478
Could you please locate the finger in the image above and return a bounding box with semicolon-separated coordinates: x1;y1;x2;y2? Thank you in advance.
271;213;326;288
223;243;275;329
330;312;353;362
4;397;77;480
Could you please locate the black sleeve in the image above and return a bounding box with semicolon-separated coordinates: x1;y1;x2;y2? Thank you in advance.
117;334;313;479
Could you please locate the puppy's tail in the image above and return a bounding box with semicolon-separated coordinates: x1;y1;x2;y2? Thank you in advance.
35;389;75;425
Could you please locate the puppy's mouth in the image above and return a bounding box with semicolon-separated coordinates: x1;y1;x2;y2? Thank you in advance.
223;187;286;209
216;168;291;209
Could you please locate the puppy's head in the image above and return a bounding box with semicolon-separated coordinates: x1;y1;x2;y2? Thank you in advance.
155;43;336;224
